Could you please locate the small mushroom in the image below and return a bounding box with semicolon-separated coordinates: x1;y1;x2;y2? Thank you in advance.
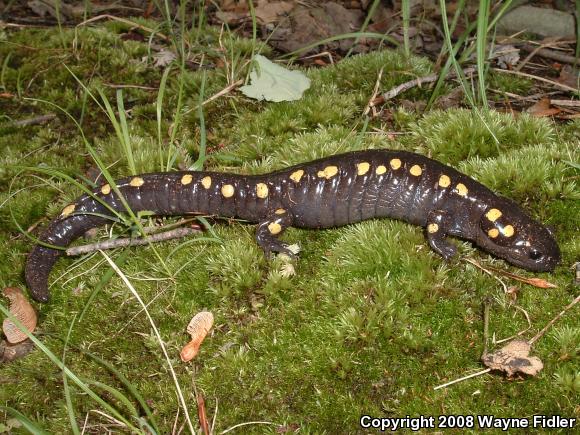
2;287;37;344
180;311;214;362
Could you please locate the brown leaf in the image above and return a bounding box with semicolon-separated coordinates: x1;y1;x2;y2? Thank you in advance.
255;1;295;24
1;339;35;363
2;287;37;344
180;311;214;362
556;65;579;89
526;98;561;117
482;339;543;377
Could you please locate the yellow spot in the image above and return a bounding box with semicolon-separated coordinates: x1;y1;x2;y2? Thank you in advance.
488;228;499;238
130;177;144;187
61;204;76;217
201;176;212;189
256;183;269;199
410;165;422;176
485;208;502;222
275;208;286;215
181;174;193;185
221;184;235;198
357;162;370;176
376;165;387;175
427;223;439;234
438;174;451;188
101;184;111;195
317;165;339;179
455;183;468;197
268;222;281;235
390;158;402;170
290;169;304;183
502;224;515;237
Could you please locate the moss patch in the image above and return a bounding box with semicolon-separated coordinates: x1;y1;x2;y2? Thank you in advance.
1;24;579;433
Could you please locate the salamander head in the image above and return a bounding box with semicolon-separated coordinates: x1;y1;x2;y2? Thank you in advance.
476;202;560;272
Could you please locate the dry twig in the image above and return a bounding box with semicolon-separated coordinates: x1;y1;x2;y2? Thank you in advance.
66;227;200;256
492;68;579;93
528;293;580;345
13;113;57;127
371;67;476;106
520;44;579;66
76;14;172;44
364;67;384;116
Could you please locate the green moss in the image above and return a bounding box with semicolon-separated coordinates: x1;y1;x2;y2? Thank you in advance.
1;22;578;434
488;72;533;96
410;110;555;164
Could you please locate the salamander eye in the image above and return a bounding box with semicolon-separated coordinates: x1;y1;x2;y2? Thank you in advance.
529;249;543;260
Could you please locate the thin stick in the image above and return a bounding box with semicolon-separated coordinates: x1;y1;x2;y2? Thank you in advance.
220;421;278;434
141;217;200;234
184;79;244;116
492;68;579;93
494;305;532;345
371;67;476;105
520;44;579;66
364;67;384;116
463;258;508;294
476;263;557;289
551;99;580;108
76;14;171;43
103;83;158;90
66;227;200;256
13;113;57;126
528;293;580;345
433;368;491;391
482;298;491;356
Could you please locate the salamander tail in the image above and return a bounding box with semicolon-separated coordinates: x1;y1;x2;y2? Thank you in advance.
25;215;107;302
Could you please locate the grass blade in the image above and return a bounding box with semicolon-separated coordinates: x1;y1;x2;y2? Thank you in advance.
191;71;207;171
402;0;411;58
346;0;381;58
81;350;160;433
476;0;490;108
0;304;140;432
116;89;136;174
0;406;49;435
283;32;399;60
99;250;196;434
157;66;172;170
63;315;81;435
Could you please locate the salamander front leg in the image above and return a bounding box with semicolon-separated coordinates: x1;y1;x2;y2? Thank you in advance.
426;210;457;260
256;209;297;258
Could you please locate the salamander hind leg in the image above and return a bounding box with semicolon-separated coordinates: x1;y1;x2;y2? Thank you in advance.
425;210;458;260
256;209;298;258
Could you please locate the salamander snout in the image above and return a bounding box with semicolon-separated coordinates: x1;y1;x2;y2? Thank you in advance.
477;205;560;272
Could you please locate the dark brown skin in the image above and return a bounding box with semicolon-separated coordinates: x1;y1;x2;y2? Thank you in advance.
25;150;560;302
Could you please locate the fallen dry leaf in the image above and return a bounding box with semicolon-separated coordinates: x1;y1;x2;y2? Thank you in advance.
2;287;37;344
526;97;561;117
254;1;294;24
492;44;520;69
482;339;543;377
1;339;35;363
556;65;579;89
180;311;214;362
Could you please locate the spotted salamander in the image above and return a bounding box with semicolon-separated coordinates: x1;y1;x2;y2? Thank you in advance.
25;150;560;302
